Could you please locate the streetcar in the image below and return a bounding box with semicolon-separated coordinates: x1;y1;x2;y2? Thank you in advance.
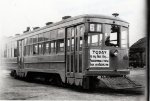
0;14;142;89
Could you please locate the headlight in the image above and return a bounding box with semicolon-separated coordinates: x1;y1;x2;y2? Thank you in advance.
110;49;118;57
113;50;118;56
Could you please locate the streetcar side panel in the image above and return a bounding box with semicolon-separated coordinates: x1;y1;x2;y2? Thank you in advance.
23;54;66;82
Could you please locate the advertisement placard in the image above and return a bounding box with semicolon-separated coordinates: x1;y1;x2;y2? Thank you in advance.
90;49;109;67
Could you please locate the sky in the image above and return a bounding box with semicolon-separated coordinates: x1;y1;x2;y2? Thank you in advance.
0;0;146;46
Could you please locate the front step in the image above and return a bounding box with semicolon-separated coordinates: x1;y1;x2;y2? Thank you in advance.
97;76;142;89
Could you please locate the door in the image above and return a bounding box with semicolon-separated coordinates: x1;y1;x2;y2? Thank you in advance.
66;27;75;77
66;25;84;77
75;25;84;75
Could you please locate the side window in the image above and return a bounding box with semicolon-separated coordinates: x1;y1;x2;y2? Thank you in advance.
51;41;56;53
51;41;54;53
14;42;17;57
39;43;43;55
33;44;38;55
44;42;50;54
30;45;33;55
58;39;64;52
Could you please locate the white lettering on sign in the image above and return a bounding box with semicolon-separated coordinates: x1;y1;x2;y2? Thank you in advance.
90;49;109;67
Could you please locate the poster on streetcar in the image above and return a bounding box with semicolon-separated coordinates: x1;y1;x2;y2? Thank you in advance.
90;49;109;67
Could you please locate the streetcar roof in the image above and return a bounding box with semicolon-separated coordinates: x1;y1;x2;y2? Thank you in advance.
64;14;128;23
7;14;129;41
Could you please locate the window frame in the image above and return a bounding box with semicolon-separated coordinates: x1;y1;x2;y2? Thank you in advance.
44;41;50;54
50;40;56;54
38;43;44;55
33;44;38;55
88;33;103;47
104;24;121;47
57;39;64;53
121;26;128;48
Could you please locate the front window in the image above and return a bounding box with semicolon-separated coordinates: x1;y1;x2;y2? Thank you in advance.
121;27;128;48
91;34;98;46
105;25;120;47
88;33;103;46
88;23;103;46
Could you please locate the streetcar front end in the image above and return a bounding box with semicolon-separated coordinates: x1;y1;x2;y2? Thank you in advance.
86;22;130;76
82;16;142;89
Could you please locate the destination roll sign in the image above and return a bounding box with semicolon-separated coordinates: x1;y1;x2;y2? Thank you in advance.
90;49;109;67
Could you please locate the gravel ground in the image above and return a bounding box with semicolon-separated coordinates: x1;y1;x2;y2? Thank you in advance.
0;69;146;100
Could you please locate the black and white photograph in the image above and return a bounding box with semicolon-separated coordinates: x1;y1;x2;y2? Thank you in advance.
0;0;147;100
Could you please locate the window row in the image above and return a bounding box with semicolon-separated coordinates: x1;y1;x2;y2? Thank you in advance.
24;25;84;46
87;26;128;48
25;28;65;45
24;39;64;56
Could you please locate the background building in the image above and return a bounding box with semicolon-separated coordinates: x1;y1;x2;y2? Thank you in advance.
129;37;146;68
